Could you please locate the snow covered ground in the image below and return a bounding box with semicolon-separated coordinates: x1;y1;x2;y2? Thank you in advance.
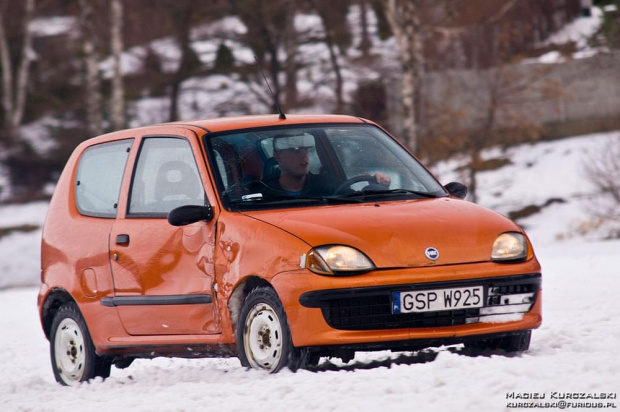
1;130;619;411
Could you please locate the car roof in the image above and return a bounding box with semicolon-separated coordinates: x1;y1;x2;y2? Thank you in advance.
82;114;371;146
169;114;368;133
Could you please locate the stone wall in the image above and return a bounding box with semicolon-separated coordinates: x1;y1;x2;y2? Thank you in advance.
386;52;620;143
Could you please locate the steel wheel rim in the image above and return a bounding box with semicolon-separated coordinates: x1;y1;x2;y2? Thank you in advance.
243;303;283;371
54;318;86;385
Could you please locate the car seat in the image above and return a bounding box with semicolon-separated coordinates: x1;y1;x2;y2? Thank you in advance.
154;161;202;210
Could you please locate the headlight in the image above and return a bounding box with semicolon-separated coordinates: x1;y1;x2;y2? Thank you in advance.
306;245;375;275
492;232;527;262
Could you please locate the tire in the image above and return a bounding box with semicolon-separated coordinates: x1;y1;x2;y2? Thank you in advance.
466;330;532;353
236;287;294;372
49;302;111;385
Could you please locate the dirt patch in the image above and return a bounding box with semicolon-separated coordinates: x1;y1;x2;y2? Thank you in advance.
0;224;40;240
508;198;566;221
456;157;513;173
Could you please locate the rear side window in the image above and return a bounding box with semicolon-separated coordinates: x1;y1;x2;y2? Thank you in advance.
75;140;133;218
128;137;205;216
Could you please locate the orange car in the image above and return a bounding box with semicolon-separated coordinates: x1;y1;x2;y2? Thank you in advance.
38;115;541;385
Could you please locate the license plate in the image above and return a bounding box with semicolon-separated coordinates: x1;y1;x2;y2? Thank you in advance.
392;286;484;314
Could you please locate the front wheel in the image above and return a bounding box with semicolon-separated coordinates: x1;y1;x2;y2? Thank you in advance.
236;287;293;372
49;302;111;385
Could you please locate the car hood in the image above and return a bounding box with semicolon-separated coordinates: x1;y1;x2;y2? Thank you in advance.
242;198;523;268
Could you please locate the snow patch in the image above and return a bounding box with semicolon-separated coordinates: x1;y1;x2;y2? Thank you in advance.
544;6;603;48
537;51;566;64
29;16;76;37
19;116;65;155
479;313;525;324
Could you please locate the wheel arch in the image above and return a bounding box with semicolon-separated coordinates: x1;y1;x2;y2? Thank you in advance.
41;288;77;340
227;276;273;329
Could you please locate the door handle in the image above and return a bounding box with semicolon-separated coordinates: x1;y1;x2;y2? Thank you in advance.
115;234;130;245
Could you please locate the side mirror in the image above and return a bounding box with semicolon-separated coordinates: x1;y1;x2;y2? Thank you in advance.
168;205;214;226
444;182;468;199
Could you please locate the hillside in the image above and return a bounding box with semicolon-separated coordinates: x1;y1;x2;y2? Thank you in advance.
2;1;617;201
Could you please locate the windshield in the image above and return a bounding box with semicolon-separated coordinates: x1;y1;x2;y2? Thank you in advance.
205;124;447;209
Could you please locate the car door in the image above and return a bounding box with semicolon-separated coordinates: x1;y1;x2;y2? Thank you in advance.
107;135;221;335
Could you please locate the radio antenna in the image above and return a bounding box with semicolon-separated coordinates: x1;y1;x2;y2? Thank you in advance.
254;55;286;120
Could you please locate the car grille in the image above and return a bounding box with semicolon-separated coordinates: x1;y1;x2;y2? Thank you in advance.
325;295;482;329
301;274;541;331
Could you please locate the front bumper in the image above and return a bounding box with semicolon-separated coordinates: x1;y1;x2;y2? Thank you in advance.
271;261;542;348
300;274;540;330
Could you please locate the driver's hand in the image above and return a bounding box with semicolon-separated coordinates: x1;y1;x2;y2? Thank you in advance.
374;172;391;187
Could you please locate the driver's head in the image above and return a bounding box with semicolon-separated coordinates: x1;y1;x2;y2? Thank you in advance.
273;133;315;178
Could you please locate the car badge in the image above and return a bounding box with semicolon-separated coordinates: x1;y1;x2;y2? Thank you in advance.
425;247;439;261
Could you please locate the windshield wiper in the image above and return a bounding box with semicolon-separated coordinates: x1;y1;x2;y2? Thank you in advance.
341;189;442;199
229;193;362;205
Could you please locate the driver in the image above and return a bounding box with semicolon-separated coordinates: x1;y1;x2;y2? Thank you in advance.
260;133;391;196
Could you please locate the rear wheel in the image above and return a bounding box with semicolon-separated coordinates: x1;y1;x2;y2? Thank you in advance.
466;330;532;353
236;287;294;372
50;302;110;385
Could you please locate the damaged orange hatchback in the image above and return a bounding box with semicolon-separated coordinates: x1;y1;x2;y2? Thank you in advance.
38;115;542;385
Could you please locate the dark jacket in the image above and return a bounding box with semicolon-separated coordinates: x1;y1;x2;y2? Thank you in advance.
248;173;343;197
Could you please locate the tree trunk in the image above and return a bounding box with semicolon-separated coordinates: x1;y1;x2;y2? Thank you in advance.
0;11;14;140
12;0;34;131
0;0;35;143
79;0;103;136
110;0;126;130
385;0;423;152
169;4;194;122
358;0;372;57
314;4;345;113
327;38;344;113
468;149;480;203
268;43;283;114
284;0;298;110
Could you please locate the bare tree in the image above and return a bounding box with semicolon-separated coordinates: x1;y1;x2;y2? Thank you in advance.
384;0;424;152
310;0;347;113
0;0;35;144
167;0;198;122
457;21;563;202
236;0;289;113
358;0;372;57
584;135;620;223
110;0;125;130
308;0;352;114
166;0;229;121
78;0;103;136
284;0;298;109
428;59;563;203
383;0;576;156
473;68;548;202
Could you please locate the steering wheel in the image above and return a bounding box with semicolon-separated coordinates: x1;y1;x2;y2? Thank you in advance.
333;175;378;195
